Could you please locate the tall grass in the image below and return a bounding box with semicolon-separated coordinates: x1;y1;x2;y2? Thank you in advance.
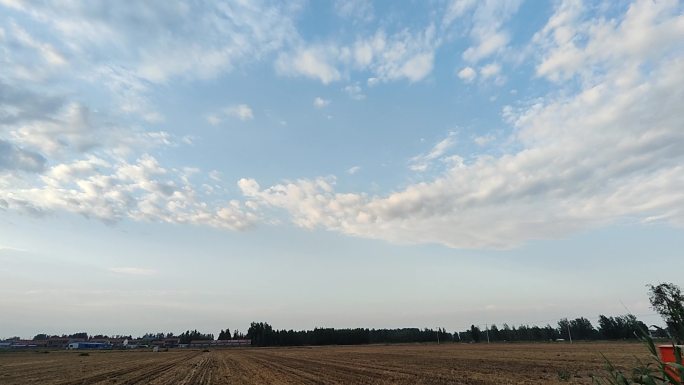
593;328;683;384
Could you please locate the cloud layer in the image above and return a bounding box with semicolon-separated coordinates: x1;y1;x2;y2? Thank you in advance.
237;0;684;248
1;0;683;250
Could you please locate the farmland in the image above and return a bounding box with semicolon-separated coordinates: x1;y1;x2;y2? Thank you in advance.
0;342;650;384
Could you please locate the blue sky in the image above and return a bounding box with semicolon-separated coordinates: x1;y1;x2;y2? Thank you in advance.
1;0;683;338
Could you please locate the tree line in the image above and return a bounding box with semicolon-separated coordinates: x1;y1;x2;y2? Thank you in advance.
18;313;650;345
457;314;648;343
244;313;651;347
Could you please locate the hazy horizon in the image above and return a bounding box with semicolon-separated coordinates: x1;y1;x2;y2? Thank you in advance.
1;0;683;340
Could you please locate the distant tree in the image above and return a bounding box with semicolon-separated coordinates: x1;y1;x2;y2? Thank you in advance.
68;332;88;340
489;324;500;341
648;282;684;343
598;315;618;339
218;329;232;340
501;323;513;341
437;328;451;343
33;334;49;340
178;330;214;344
470;325;481;343
141;332;166;340
558;318;571;340
569;317;597;340
598;314;646;340
247;322;275;346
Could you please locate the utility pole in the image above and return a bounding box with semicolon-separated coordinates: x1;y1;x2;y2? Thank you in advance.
567;323;573;344
485;324;490;344
437;328;440;344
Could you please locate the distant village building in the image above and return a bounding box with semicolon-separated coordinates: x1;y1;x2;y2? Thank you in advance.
67;342;111;350
150;338;180;348
47;338;70;348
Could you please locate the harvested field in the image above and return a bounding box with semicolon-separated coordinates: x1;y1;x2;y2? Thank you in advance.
0;342;651;384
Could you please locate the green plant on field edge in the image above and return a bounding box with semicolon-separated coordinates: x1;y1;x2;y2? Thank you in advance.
592;328;683;385
593;282;684;385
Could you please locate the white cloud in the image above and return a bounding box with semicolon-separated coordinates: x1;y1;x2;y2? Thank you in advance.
480;62;501;78
3;0;683;251
9;1;299;83
457;66;477;82
451;0;522;64
276;24;438;84
0;1;298;128
94;66;164;123
409;133;457;172
0;139;46;173
473;134;495;146
463;31;509;63
344;83;366;100
108;267;157;276
352;26;438;83
443;0;477;26
226;104;254;121
533;0;684;83
208;170;222;182
237;1;684;249
207;104;254;124
2;98;174;159
9;22;67;68
206;115;222;126
2;155;259;230
275;45;342;84
313;97;330;108
347;166;361;175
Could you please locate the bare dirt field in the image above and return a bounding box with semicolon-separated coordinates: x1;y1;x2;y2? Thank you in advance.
0;342;651;384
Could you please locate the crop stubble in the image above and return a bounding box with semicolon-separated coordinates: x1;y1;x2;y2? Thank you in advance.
0;342;649;384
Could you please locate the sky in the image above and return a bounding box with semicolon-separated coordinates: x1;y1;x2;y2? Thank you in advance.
1;0;683;339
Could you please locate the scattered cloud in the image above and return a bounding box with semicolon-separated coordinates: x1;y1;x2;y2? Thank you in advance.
344;83;366;100
0;139;46;173
445;0;522;64
94;66;164;123
237;1;684;249
351;26;438;83
226;104;254;121
207;104;254;125
2;0;683;252
443;0;477;26
457;66;477;82
313;97;330;108
206;115;222;126
208;170;222;182
409;133;457;172
8;22;67;68
276;23;439;85
275;45;342;84
1;154;259;230
533;0;684;83
347;166;361;175
473;134;495;146
480;62;501;78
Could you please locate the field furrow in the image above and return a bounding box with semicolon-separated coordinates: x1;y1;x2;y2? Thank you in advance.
0;342;652;385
